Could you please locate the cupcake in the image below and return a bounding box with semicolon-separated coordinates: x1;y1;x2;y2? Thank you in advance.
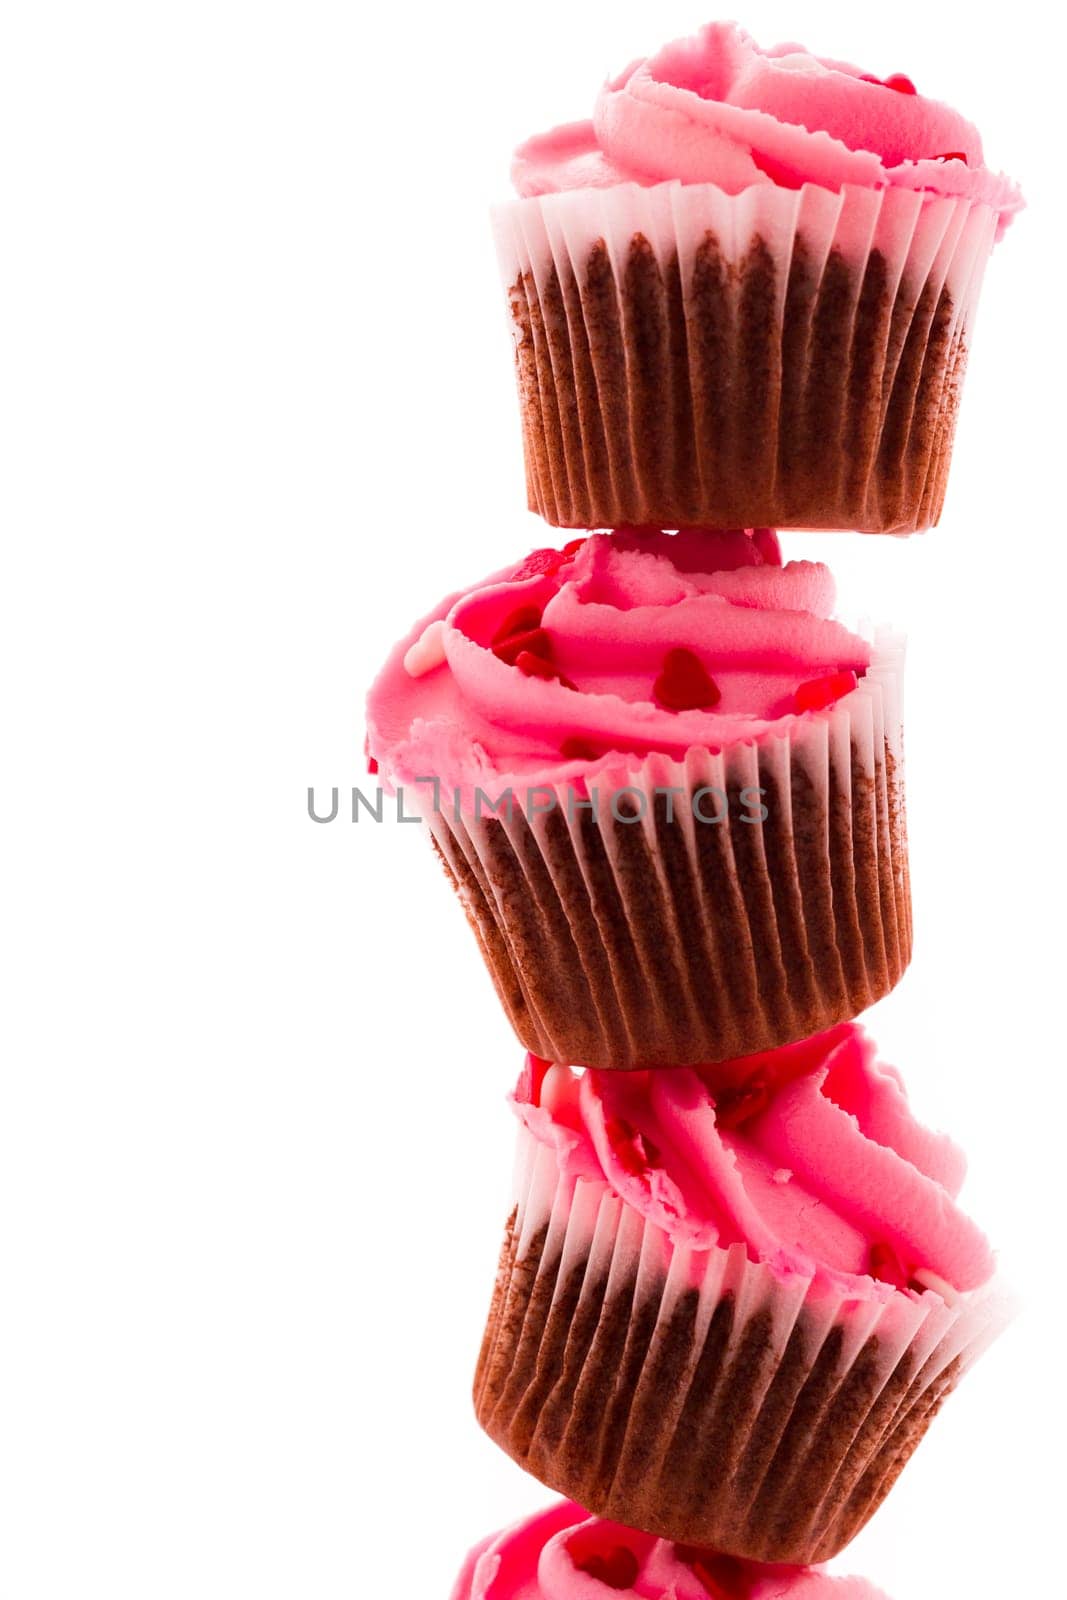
366;528;909;1070
474;1026;1007;1563
452;1500;891;1599
495;22;1021;534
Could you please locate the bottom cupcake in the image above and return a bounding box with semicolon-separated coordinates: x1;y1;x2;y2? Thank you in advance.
475;1027;1007;1563
451;1500;890;1598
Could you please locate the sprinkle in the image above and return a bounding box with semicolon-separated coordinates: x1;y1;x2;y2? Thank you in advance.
560;736;601;762
714;1080;772;1131
493;626;554;666
675;1546;752;1596
932;151;968;163
751;527;781;565
511;538;586;582
491;604;543;646
537;1063;576;1116
402;619;447;679
794;669;858;714
516;1052;553;1105
511;548;565;580
911;1268;961;1306
868;1241;911;1290
653;647;722;712
516;650;577;691
860;72;917;94
573;1548;641;1589
605;1116;658;1178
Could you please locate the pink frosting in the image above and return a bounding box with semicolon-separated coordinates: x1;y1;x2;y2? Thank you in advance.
513;22;1021;233
366;530;871;799
515;1024;993;1302
451;1500;891;1599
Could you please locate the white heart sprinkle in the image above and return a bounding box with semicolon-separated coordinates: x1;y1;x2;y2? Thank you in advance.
403;620;447;678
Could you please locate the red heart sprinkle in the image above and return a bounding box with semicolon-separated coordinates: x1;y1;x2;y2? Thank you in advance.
869;1241;911;1290
605;1116;659;1178
491;604;543;646
560;736;601;762
714;1080;772;1132
653;647;722;712
511;549;565;580
932;150;968;163
750;149;805;190
517;1053;553;1105
675;1545;751;1596
493;626;554;666
859;72;917;94
794;670;858;714
751;528;782;566
574;1547;640;1589
511;539;586;581
516;650;577;691
366;755;379;776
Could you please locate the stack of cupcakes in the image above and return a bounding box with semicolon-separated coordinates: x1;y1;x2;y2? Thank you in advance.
366;22;1021;1599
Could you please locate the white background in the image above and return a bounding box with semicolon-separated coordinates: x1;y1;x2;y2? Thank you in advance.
2;3;1064;1596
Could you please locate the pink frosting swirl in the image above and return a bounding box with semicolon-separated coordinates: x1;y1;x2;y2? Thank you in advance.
451;1500;891;1599
513;22;1021;231
515;1024;993;1301
366;529;871;795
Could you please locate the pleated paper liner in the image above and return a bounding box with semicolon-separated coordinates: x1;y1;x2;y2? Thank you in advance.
427;636;910;1071
474;1128;1010;1565
492;181;996;532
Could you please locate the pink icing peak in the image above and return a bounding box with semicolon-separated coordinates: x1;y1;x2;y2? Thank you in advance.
450;1500;893;1599
366;530;872;801
515;1023;994;1300
512;21;1021;232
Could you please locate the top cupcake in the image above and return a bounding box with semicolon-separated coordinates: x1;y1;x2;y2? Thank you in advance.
514;21;1020;230
494;22;1021;534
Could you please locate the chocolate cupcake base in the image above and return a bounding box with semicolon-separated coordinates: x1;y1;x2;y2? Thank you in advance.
493;182;997;533
426;641;910;1069
474;1133;1008;1563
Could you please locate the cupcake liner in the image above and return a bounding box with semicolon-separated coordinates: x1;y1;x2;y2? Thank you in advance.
492;181;996;533
425;637;910;1070
474;1126;1010;1564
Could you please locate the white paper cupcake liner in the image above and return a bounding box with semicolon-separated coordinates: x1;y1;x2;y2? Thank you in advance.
492;181;997;533
427;635;910;1069
474;1124;1011;1563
